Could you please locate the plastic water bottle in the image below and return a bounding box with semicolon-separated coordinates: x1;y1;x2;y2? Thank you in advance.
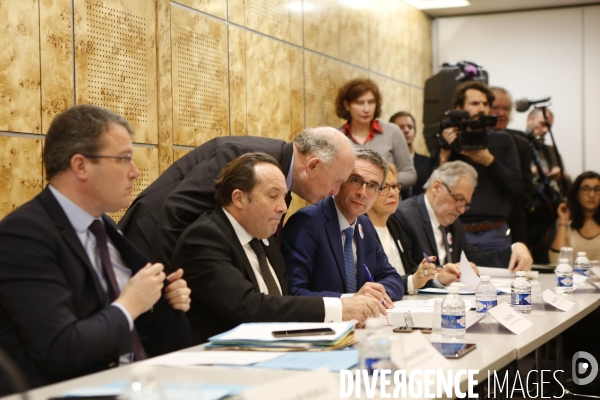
555;257;574;294
511;271;532;314
574;252;590;277
475;276;497;319
359;318;390;375
441;287;466;340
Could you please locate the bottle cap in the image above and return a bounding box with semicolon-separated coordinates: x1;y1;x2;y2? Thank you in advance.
480;275;490;282
516;271;527;277
365;317;383;329
447;287;460;294
558;258;569;264
577;252;587;257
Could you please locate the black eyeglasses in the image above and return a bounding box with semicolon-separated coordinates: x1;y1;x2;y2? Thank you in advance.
580;186;600;195
346;176;382;194
441;182;471;211
82;153;133;164
380;183;401;195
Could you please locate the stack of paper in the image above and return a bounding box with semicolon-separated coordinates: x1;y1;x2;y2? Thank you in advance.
205;322;356;352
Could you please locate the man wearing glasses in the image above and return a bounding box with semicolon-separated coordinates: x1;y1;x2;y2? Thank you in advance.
281;149;404;305
395;161;532;271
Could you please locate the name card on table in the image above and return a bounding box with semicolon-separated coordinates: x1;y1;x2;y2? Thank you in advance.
573;274;588;291
391;330;450;372
542;289;575;311
488;302;534;335
239;369;338;400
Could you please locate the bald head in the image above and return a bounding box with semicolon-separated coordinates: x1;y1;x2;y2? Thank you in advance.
291;126;355;203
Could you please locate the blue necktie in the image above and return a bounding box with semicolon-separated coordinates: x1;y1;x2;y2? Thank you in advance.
343;227;357;292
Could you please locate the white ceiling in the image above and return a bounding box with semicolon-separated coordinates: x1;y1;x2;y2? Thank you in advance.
422;0;600;17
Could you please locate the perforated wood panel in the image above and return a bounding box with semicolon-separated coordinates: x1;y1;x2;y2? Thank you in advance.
171;6;228;146
0;137;43;219
40;0;74;134
107;147;159;222
157;0;173;174
0;1;42;134
304;52;344;129
303;0;339;59
173;0;226;20
409;7;432;88
173;148;191;161
74;0;157;144
370;74;410;123
228;26;248;136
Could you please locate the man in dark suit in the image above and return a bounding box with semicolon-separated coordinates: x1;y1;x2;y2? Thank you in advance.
281;149;404;305
395;161;533;271
0;105;191;395
119;128;356;270
389;111;435;198
170;152;384;344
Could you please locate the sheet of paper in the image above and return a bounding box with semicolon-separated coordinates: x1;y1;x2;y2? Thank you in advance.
390;330;451;373
542;289;575;311
251;349;358;372
573;274;588;291
418;287;476;295
215;322;353;342
487;302;534;334
459;251;481;287
239;369;338;400
141;351;284;367
591;266;600;277
477;267;538;279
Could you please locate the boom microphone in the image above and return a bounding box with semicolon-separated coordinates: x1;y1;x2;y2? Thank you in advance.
515;97;551;112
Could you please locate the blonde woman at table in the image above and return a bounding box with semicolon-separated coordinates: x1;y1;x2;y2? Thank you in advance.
335;78;417;189
550;171;600;263
366;163;461;294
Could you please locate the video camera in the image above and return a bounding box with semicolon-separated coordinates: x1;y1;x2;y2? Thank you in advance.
436;110;497;151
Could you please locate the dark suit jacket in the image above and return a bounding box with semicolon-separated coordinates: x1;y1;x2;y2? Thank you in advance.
506;129;534;244
394;194;512;268
171;208;325;345
118;136;294;270
0;187;189;394
281;196;404;300
400;153;435;199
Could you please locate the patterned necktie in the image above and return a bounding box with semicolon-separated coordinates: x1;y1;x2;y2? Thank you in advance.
249;239;281;296
343;227;357;292
439;225;452;264
88;220;148;361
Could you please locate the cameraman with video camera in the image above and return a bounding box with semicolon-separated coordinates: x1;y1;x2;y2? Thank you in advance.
433;81;523;252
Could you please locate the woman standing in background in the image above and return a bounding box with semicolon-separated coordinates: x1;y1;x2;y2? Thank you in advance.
335;78;416;189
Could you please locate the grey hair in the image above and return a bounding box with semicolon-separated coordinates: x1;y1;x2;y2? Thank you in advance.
423;160;477;190
294;127;343;164
528;107;553;119
355;148;388;186
489;86;513;107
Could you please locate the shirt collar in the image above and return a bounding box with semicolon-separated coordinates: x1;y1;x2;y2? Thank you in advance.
333;196;356;231
424;195;442;230
48;184;98;233
343;120;383;143
222;207;254;247
286;151;294;192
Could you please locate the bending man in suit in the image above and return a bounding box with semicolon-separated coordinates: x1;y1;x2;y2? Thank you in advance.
119;127;356;270
170;152;384;344
395;161;533;271
281;149;404;305
0;105;191;395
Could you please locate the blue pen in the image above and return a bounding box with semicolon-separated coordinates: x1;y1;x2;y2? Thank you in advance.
363;264;375;282
423;253;433;263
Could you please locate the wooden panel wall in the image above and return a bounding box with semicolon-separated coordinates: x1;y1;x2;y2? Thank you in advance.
0;0;433;221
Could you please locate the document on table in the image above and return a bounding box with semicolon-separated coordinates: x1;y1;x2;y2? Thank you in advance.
141;351;285;367
213;322;353;342
459;251;481;288
387;298;473;314
251;349;359;371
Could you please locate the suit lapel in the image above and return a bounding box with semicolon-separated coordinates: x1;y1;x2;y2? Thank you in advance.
39;187;107;305
212;209;261;291
103;216;149;273
417;195;439;259
323;197;348;289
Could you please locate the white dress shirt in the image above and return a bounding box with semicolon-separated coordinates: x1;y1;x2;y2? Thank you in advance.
222;208;342;322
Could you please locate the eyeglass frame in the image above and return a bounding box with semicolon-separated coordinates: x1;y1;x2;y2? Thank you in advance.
346;175;382;194
379;182;402;195
579;185;600;195
81;153;133;164
441;181;471;211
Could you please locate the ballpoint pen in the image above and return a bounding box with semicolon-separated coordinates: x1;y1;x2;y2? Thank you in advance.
422;253;432;276
363;264;387;310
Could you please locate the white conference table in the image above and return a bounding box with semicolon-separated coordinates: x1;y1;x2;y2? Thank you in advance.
3;273;599;400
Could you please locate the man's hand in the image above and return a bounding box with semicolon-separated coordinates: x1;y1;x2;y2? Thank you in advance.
460;149;495;166
412;257;437;289
436;263;461;286
356;282;393;309
508;243;533;272
442;127;459;145
341;295;386;328
164;268;191;312
117;263;166;320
